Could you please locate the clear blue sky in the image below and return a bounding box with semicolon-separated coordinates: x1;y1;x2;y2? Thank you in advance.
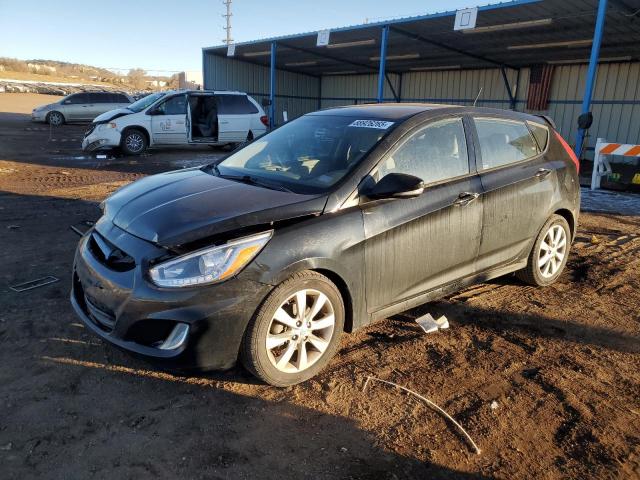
0;0;487;74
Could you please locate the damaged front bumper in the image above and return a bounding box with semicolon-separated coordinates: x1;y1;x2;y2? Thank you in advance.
71;221;272;370
82;127;121;151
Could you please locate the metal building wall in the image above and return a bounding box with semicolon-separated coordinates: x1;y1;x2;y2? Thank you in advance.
320;63;640;155
544;62;640;156
203;53;319;125
320;73;400;108
203;52;640;152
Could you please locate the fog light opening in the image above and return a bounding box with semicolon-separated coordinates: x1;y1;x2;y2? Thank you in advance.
158;323;189;350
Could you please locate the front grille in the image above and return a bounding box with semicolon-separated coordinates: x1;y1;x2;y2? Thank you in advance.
88;233;135;271
73;273;115;333
84;295;116;332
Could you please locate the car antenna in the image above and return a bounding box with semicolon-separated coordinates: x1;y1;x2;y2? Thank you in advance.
473;87;483;107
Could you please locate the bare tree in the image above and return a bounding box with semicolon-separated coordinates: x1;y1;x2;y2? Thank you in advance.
127;68;147;89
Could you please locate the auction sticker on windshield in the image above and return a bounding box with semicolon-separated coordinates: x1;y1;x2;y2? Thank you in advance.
349;120;394;129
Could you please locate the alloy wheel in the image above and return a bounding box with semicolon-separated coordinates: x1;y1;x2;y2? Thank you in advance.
265;289;335;373
538;224;567;278
49;112;63;126
125;132;144;153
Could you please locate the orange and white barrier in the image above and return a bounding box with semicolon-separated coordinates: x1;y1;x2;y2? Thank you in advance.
591;138;640;190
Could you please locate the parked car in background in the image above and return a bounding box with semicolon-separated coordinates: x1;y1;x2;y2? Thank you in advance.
82;89;268;154
31;91;133;126
71;104;580;386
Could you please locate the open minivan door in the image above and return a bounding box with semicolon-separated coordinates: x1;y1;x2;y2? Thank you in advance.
187;92;219;144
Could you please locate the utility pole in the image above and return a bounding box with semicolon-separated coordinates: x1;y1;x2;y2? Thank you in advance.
222;0;233;45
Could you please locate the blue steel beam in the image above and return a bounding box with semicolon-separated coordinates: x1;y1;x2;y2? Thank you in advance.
377;25;389;103
269;41;277;129
574;0;608;157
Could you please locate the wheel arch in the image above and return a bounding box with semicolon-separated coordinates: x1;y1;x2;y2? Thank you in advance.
259;258;357;334
312;268;354;333
553;208;576;239
121;125;151;146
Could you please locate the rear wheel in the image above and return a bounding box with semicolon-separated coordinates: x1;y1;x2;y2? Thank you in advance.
47;111;65;126
516;214;570;286
241;271;344;387
121;129;147;155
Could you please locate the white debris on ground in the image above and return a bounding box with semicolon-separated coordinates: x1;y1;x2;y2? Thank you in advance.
415;313;449;333
580;187;640;215
490;400;499;410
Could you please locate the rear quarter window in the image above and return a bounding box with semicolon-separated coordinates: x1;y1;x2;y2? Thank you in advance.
527;121;550;151
217;95;259;114
474;118;539;170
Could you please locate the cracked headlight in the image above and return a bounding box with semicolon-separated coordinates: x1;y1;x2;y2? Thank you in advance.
149;231;272;288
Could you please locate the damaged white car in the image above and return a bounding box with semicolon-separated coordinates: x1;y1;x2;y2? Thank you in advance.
82;90;268;154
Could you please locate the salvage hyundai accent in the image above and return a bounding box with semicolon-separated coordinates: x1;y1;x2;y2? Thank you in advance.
71;104;580;386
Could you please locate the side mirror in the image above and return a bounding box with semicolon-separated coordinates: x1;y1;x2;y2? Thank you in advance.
62;100;71;105
261;98;271;107
147;108;161;116
362;173;424;200
577;112;593;130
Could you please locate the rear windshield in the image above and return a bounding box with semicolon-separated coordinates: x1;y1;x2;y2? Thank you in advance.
214;114;394;194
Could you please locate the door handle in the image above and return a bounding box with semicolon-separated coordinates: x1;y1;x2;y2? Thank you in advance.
535;168;552;179
453;192;480;206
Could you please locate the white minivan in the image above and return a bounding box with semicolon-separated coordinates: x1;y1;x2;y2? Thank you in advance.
82;90;269;154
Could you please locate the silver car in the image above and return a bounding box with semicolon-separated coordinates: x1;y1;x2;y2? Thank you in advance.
32;91;134;125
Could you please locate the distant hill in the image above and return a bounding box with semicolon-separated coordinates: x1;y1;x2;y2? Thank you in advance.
0;58;178;91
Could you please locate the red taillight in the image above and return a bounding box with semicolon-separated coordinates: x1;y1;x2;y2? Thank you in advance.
554;131;580;173
260;115;269;127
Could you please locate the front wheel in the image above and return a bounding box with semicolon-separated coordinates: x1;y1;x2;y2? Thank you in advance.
121;129;148;155
241;271;344;386
47;111;65;126
516;214;571;286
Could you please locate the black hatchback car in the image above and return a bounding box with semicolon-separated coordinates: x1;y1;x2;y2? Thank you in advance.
71;104;580;386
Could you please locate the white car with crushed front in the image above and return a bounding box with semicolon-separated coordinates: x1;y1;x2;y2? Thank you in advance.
82;90;268;154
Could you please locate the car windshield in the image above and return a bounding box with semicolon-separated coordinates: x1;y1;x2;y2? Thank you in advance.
212;115;394;194
127;92;166;113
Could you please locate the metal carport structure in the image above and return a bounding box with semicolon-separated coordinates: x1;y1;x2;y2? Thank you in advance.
203;0;640;165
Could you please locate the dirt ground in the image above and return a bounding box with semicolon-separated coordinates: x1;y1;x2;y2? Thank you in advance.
0;93;639;480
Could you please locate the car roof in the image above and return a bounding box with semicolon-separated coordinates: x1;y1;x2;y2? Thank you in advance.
309;103;451;121
309;103;550;125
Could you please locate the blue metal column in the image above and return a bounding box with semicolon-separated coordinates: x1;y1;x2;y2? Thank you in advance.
377;25;389;103
574;0;608;156
269;41;277;129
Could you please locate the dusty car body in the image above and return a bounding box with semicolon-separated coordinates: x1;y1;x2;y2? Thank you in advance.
71;104;580;386
31;91;133;125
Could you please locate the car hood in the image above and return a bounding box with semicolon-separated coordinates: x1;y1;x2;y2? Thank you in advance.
102;167;327;247
93;108;132;123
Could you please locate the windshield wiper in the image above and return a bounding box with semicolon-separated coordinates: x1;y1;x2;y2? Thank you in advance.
217;172;294;193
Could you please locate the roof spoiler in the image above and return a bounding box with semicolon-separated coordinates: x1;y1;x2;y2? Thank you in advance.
537;115;557;130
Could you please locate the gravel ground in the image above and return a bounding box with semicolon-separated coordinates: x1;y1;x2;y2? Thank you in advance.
0;93;638;480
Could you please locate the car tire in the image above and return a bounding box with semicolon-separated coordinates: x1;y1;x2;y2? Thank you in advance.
47;111;65;126
241;270;344;387
516;214;571;286
121;128;148;155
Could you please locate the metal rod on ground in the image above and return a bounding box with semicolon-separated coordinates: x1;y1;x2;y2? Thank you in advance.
362;376;482;455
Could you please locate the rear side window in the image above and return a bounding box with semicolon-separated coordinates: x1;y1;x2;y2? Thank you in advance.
216;95;259;114
377;117;469;185
66;93;89;104
528;121;549;151
474;118;539;170
89;93;108;103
